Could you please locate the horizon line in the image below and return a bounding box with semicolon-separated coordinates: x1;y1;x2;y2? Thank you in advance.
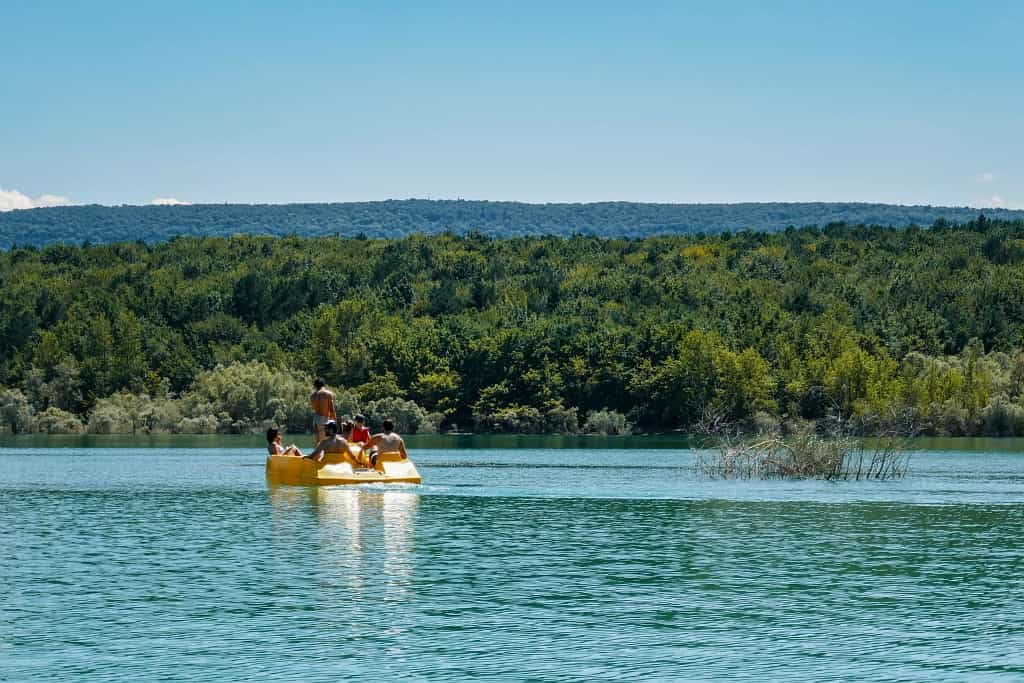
3;198;1022;212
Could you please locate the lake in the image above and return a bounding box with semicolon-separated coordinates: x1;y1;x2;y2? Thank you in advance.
2;437;1023;681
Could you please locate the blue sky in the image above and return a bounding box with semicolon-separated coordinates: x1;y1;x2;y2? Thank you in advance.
1;1;1020;209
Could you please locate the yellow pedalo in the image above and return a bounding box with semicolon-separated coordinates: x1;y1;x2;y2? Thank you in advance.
266;442;422;486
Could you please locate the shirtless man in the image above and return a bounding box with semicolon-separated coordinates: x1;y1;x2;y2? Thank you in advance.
310;378;336;446
305;420;350;463
369;419;408;465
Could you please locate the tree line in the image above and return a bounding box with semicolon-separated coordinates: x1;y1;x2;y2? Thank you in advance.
4;199;1024;249
3;217;1024;436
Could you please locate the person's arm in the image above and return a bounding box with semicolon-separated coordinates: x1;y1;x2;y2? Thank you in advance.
398;438;408;459
306;438;327;461
328;393;337;421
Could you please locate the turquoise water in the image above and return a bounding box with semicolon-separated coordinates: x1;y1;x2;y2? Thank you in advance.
2;443;1023;681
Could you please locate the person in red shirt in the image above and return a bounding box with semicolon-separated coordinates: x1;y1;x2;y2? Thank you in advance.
350;414;371;446
350;414;376;467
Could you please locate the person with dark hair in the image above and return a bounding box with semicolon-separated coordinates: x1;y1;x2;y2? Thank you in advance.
310;378;336;445
340;420;354;441
350;413;375;466
306;420;351;463
350;414;371;447
369;418;408;463
266;428;304;457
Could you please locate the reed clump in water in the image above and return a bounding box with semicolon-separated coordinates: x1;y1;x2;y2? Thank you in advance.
696;414;911;481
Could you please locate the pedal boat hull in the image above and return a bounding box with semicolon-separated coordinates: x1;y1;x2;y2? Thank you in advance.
266;445;421;486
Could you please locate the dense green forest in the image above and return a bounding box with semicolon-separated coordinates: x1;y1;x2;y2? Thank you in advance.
3;217;1024;436
4;200;1024;249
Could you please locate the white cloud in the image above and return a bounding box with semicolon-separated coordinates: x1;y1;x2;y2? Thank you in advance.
986;195;1006;207
150;197;191;206
976;172;997;183
0;187;72;211
0;188;33;211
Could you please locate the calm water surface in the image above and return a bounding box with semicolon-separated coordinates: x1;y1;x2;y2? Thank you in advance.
2;439;1023;681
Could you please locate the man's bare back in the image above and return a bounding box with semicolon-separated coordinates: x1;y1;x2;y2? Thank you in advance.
369;419;408;460
310;378;336;444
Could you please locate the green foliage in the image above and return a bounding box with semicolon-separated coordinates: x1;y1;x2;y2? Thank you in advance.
3;200;1024;249
87;392;180;434
636;331;775;426
34;407;85;434
583;409;631;435
0;389;35;433
541;400;579;434
362;397;431;434
2;218;1024;435
183;361;311;433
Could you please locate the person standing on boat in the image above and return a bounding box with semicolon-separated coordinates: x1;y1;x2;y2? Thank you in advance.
305;420;352;462
369;419;408;465
310;378;336;445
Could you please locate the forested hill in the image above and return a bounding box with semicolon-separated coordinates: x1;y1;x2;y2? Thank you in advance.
3;199;1023;248
4;218;1024;438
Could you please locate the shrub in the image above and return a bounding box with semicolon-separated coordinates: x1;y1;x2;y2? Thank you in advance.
583;409;631;435
182;361;312;432
34;407;84;434
937;400;973;436
751;410;781;435
87;395;133;434
175;415;219;434
420;412;445;434
982;400;1024;436
0;389;35;434
474;405;542;433
87;392;184;434
542;401;579;434
148;398;184;433
362;397;429;433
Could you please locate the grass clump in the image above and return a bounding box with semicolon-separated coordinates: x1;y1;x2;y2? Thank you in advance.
696;414;911;481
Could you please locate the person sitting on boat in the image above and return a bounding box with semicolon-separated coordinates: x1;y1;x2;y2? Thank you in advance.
266;428;304;457
350;414;377;466
310;378;337;445
305;420;352;463
350;414;371;447
368;419;408;466
339;420;355;441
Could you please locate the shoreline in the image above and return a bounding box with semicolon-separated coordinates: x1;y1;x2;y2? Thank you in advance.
4;432;1024;452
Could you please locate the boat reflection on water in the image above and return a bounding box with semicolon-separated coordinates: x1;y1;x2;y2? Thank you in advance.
267;484;420;600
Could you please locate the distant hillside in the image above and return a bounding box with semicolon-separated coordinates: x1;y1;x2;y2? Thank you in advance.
2;199;1021;248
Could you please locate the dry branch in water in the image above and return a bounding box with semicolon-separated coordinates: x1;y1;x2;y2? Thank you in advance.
695;413;911;481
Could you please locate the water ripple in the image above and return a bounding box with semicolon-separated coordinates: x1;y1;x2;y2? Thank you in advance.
2;448;1023;680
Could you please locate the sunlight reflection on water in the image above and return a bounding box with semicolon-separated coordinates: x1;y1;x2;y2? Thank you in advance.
2;447;1023;681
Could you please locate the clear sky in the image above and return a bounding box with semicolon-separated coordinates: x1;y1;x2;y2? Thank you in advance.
1;1;1020;209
